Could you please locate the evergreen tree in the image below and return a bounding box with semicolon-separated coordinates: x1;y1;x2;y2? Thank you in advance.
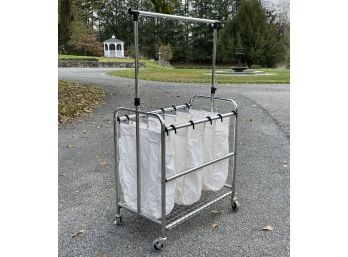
219;0;285;67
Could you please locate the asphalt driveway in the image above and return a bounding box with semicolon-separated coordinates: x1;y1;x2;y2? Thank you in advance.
58;68;290;257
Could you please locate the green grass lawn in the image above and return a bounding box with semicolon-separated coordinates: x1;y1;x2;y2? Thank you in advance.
108;59;290;84
59;55;289;83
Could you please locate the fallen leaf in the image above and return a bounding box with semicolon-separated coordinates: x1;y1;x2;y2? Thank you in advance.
283;164;288;168
211;223;219;229
59;116;69;124
67;145;76;148
71;229;86;238
100;161;108;167
262;225;274;231
211;210;219;215
283;160;288;164
82;131;87;133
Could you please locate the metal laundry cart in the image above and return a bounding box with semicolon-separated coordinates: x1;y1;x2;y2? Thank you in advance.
113;9;240;251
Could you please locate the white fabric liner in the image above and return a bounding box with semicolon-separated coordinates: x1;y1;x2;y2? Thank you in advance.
118;109;231;218
201;111;230;191
174;111;204;205
118;117;176;219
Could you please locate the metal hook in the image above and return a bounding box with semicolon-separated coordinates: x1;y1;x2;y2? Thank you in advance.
125;114;130;121
160;108;165;113
172;105;177;111
206;116;213;125
185;103;190;109
217;114;223;122
165;127;169;136
170;125;177;134
189;120;195;129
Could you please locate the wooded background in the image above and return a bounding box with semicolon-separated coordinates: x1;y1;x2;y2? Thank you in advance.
58;0;289;67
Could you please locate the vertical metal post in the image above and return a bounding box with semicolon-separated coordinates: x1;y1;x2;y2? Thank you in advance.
160;123;167;239
134;14;142;214
211;24;218;112
114;111;121;218
231;113;238;196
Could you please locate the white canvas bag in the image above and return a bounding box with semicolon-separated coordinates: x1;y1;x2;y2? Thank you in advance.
143;116;176;219
118;122;146;211
201;111;230;191
118;116;176;219
174;111;204;205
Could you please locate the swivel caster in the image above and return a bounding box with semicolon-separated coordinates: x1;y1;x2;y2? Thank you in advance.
114;216;122;226
231;196;240;212
152;237;167;251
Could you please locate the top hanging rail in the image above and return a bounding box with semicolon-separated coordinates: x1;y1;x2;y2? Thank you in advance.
128;8;220;25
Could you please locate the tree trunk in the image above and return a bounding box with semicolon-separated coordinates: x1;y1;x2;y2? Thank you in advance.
58;0;73;48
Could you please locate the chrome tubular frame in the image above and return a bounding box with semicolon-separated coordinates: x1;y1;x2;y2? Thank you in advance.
113;9;239;249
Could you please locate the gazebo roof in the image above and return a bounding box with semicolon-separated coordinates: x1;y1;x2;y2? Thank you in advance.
103;35;124;44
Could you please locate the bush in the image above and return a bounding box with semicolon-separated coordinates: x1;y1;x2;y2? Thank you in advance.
63;20;103;57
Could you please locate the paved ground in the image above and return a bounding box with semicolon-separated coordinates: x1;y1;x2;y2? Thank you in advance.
58;68;290;257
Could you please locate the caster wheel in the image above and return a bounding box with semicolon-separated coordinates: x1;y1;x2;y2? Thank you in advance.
231;197;240;212
114;216;122;226
153;238;166;251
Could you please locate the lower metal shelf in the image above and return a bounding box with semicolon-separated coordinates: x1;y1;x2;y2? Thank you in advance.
118;186;233;231
166;187;232;230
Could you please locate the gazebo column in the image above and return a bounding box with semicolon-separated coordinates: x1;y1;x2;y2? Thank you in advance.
107;43;110;57
121;43;124;57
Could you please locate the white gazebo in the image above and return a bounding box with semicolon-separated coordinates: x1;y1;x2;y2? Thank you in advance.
103;35;124;58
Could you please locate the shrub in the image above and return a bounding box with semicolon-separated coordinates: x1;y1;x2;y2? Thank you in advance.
64;20;103;57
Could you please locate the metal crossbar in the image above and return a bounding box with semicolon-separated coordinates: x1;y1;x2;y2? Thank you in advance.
166;152;235;182
129;8;219;24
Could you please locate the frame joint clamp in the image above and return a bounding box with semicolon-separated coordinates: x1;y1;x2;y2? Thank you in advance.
211;86;217;94
128;8;139;21
134;97;140;106
213;22;220;30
